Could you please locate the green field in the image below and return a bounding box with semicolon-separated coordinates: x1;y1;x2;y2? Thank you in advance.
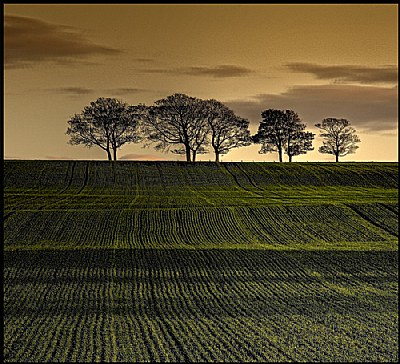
4;160;398;362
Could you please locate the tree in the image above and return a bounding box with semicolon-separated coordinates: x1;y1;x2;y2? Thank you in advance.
285;117;315;162
315;118;360;162
66;97;141;160
187;114;210;162
110;104;144;161
204;99;251;162
141;93;208;162
285;131;315;162
253;109;314;162
253;109;288;162
169;104;210;162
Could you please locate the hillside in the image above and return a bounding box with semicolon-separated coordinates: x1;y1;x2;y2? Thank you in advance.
4;160;398;251
4;160;398;189
4;160;398;362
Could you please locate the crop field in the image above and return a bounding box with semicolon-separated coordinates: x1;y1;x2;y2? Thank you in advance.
3;160;399;362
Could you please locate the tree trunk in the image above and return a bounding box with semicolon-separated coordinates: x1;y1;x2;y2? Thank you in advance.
106;138;112;161
278;148;283;163
192;150;197;162
113;147;117;161
215;150;220;163
288;154;293;162
185;145;191;162
335;140;340;162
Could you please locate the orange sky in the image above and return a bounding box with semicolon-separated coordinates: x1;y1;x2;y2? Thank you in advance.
4;4;398;161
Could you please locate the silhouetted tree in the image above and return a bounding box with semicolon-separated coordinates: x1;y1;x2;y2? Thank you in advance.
253;109;313;162
170;106;210;162
188;114;210;162
204;99;251;162
253;109;287;162
285;129;315;162
66;97;141;160
315;118;360;162
141;93;207;162
285;131;315;162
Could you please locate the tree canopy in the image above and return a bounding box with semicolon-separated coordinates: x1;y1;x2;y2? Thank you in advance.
141;94;251;162
253;109;314;162
315;118;360;162
204;99;252;162
66;97;141;160
141;93;207;162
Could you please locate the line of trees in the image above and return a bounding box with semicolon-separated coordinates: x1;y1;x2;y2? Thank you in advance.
66;93;360;162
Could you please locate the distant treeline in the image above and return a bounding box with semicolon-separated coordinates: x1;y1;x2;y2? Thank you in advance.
67;93;360;162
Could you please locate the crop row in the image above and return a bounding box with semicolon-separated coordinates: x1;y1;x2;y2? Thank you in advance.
248;162;399;188
4;186;398;214
4;208;253;250
347;202;398;237
4;249;398;362
4;161;398;192
235;204;394;246
4;204;396;251
4;161;398;213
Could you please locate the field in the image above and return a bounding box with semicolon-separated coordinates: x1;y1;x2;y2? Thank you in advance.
4;160;399;362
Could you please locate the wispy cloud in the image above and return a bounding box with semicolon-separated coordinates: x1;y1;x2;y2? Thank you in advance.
44;87;145;98
133;58;155;63
4;14;122;69
225;85;398;133
142;64;255;78
51;87;94;95
103;88;146;96
285;63;398;84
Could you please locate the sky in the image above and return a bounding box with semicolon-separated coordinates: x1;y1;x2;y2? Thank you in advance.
4;4;398;162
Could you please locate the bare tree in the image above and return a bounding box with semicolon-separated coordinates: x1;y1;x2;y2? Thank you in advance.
141;93;207;162
253;109;313;162
315;118;360;162
66;98;141;160
170;109;210;162
67;113;112;160
188;115;210;162
109;104;144;161
204;99;252;162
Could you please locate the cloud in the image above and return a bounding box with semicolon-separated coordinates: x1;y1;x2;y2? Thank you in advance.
103;88;145;96
184;65;254;78
225;84;398;133
44;87;145;97
119;153;167;161
51;87;94;95
4;14;122;68
133;58;155;63
286;63;398;84
142;64;254;78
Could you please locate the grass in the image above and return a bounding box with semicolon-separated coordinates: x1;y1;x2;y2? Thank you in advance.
3;160;399;362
